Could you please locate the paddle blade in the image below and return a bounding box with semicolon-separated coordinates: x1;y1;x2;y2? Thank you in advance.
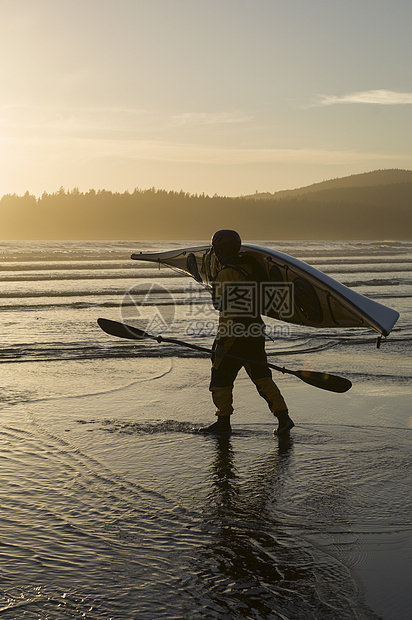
295;369;352;393
97;318;149;340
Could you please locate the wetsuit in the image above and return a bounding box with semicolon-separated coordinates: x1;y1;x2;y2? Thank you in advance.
209;254;288;418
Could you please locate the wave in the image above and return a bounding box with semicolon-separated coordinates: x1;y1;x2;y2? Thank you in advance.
1;332;410;366
0;240;409;364
0;280;408;299
0;343;147;363
342;279;403;287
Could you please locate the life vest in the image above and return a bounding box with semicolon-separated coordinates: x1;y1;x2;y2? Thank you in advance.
212;254;266;321
220;253;267;284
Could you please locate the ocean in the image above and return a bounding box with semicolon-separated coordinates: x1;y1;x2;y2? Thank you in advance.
0;240;411;619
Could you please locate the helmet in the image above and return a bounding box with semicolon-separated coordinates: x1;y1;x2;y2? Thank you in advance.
211;229;241;260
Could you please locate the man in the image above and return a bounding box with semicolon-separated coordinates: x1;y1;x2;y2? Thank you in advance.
201;229;294;436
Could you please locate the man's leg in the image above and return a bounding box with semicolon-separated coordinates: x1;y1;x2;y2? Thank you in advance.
200;341;242;434
244;336;294;435
252;376;294;435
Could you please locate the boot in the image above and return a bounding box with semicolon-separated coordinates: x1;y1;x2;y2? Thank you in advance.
199;416;232;434
274;410;294;436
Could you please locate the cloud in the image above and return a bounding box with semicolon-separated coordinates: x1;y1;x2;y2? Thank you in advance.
0;103;152;134
318;89;412;106
2;134;411;197
5;136;405;168
0;104;253;140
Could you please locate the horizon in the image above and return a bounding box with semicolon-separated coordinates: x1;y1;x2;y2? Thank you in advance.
1;167;411;241
2;167;412;201
1;1;412;203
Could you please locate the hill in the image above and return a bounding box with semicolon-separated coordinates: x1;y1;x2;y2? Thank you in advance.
1;169;411;240
244;169;412;200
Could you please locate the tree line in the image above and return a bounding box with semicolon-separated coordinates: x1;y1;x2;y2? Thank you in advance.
1;184;411;240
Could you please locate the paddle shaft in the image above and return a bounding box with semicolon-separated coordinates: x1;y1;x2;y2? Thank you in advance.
97;318;352;392
151;332;295;376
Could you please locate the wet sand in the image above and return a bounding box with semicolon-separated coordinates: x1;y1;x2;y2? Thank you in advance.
8;356;409;620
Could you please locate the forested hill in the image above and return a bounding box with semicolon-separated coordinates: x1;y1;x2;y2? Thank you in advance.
243;168;412;200
1;169;411;240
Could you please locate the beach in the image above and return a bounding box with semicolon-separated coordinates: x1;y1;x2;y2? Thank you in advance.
0;240;411;619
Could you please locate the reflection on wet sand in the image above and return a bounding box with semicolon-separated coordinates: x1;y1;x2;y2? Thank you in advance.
190;435;368;619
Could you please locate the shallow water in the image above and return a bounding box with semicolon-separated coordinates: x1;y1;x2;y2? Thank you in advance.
0;240;411;619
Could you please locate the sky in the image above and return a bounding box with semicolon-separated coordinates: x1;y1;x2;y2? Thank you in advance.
1;0;412;198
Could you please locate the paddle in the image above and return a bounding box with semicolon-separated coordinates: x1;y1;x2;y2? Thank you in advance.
97;318;352;393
